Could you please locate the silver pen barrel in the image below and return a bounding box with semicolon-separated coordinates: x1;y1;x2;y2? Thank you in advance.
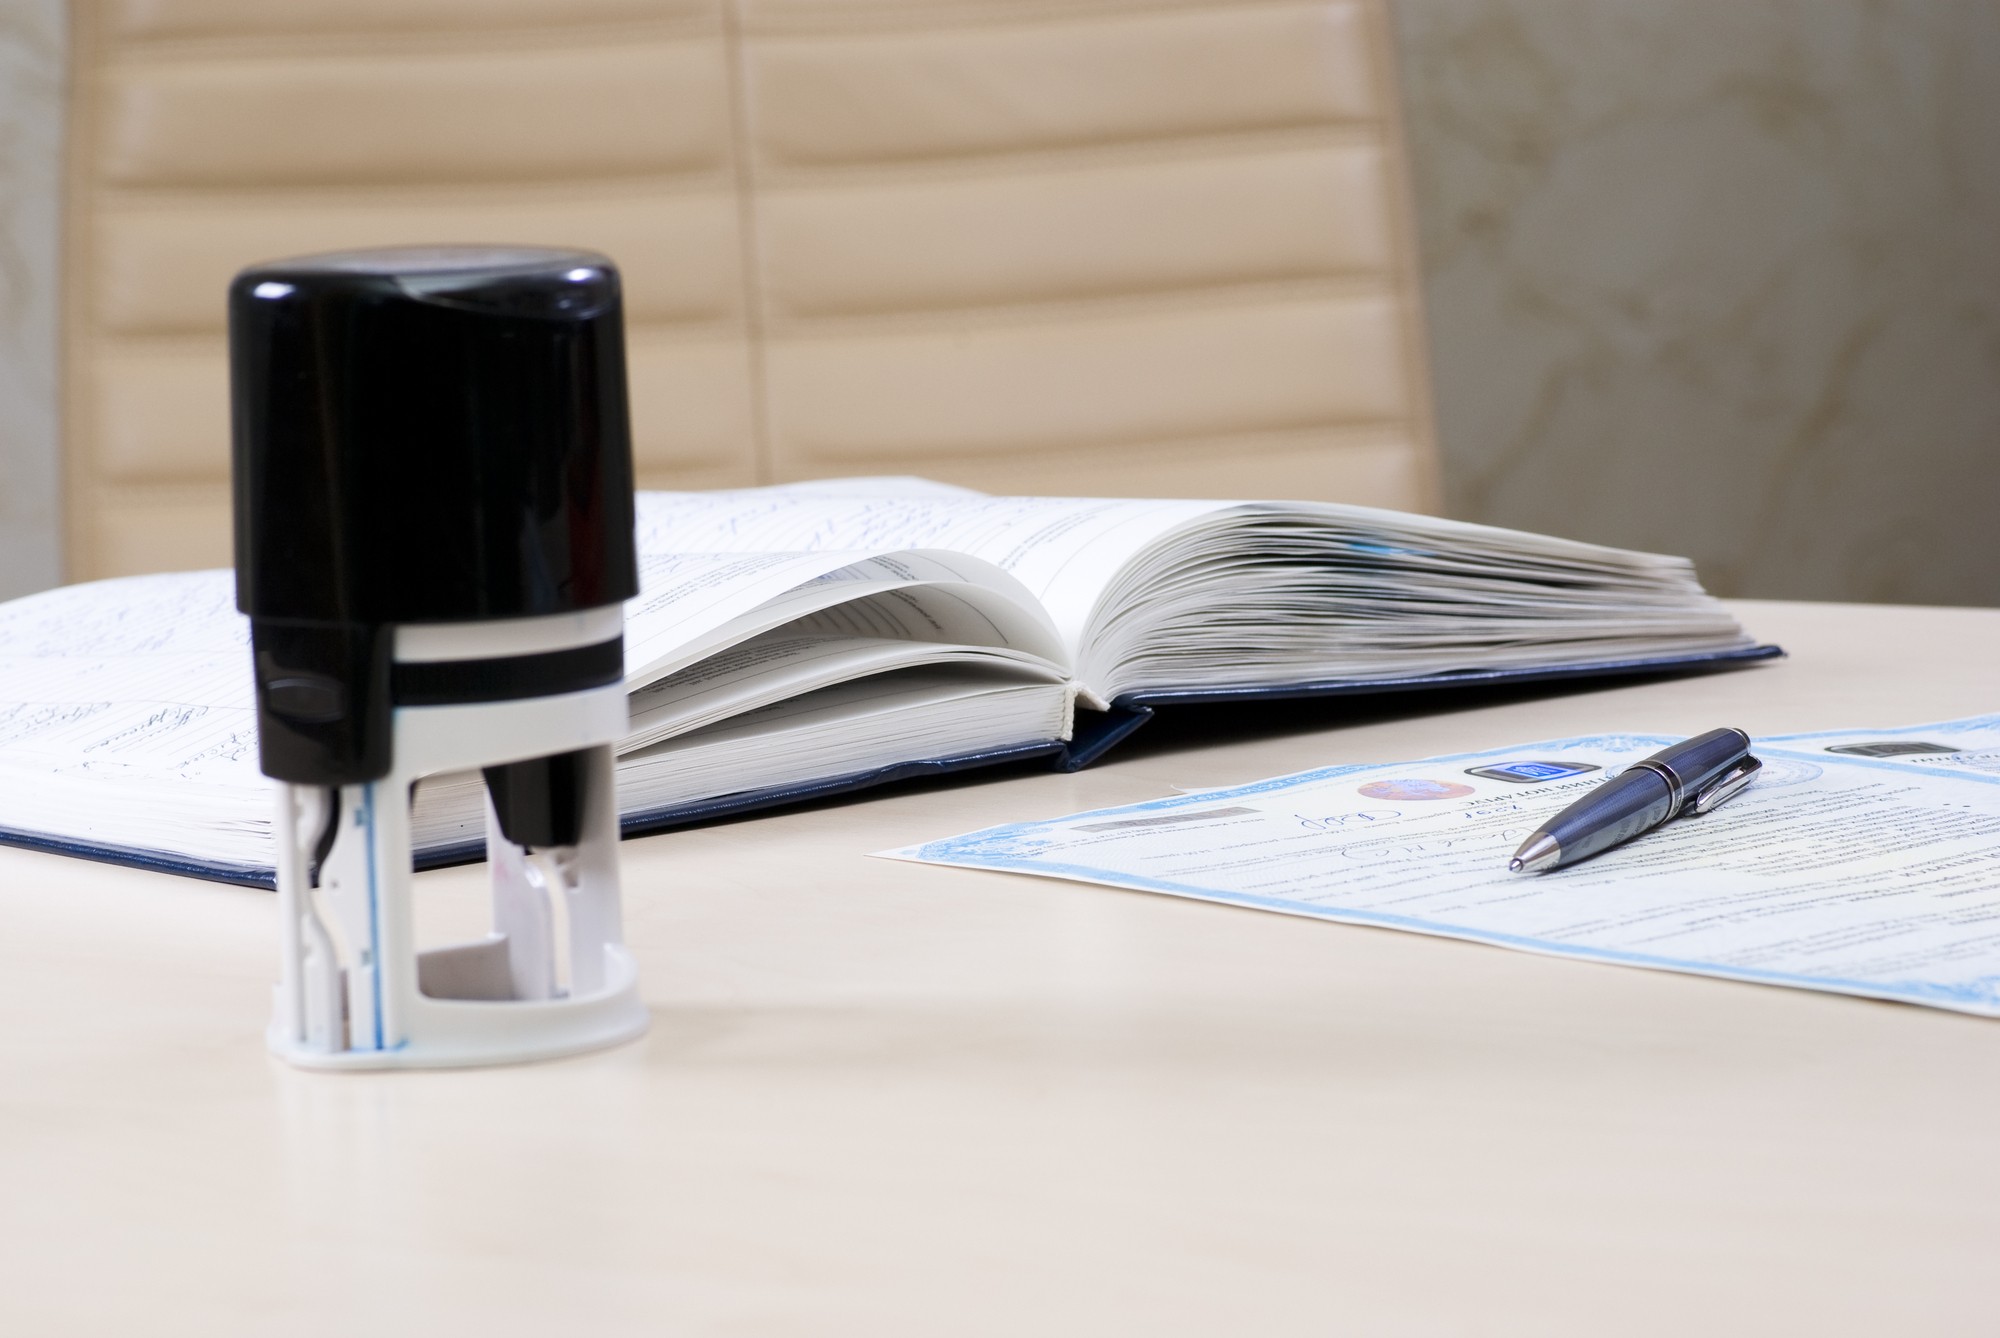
1508;727;1754;873
1510;769;1676;872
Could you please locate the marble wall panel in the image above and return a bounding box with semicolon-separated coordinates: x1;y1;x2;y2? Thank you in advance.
1391;0;2000;605
0;0;62;599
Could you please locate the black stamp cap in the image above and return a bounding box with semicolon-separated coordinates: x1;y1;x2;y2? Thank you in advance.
228;246;639;784
229;245;639;625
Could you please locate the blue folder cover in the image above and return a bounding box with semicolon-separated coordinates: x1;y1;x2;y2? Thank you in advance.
0;642;1781;888
1062;642;1786;769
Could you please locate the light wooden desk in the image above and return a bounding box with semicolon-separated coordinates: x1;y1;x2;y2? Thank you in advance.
3;600;1996;1334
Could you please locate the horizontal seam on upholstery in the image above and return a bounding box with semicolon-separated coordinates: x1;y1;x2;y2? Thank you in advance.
87;318;754;345
784;419;1417;465
90;479;232;499
92;133;1382;197
750;123;1384;183
98;449;760;488
739;0;1353;41
99;21;722;65
752;127;1383;190
759;276;1400;337
94;160;734;195
86;448;755;491
86;429;1422;487
98;472;232;489
90;173;742;207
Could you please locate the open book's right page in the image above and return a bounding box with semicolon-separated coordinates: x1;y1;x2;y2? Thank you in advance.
637;487;1755;708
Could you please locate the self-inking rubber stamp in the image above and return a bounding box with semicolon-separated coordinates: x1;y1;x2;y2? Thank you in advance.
230;246;647;1068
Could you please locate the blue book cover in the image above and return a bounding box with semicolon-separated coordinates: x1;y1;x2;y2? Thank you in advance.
0;643;1779;889
0;485;1777;888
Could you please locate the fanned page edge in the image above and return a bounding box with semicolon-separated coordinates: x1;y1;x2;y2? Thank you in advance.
1060;499;1757;702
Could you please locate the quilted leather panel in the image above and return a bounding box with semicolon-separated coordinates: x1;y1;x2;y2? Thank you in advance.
757;143;1392;318
744;3;1375;165
90;341;224;482
908;425;1427;502
763;293;1408;461
63;0;1433;578
95;42;727;188
103;0;686;41
65;0;755;577
93;188;746;333
86;334;756;486
741;0;1430;502
623;332;761;482
93;490;233;575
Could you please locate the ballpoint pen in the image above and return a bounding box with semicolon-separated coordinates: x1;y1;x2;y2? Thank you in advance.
1508;727;1762;873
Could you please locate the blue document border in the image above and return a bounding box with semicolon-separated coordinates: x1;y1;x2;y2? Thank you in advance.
902;736;2000;1015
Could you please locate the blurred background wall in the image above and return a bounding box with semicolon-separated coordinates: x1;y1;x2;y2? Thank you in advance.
0;0;62;600
0;0;1994;605
1390;0;2000;606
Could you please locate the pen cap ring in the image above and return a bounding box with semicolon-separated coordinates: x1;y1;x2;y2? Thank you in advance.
229;245;640;626
1624;759;1686;818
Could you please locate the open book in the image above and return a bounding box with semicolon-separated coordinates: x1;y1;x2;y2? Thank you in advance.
0;479;1773;886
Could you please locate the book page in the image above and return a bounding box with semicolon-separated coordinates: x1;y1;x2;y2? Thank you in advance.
624;634;1069;752
0;571;255;787
881;723;2000;1016
635;489;1226;655
634;489;1750;703
0;557;883;798
626;549;1065;685
0;547;1060;775
615;668;1071;816
0;541;1067;868
0;572;268;867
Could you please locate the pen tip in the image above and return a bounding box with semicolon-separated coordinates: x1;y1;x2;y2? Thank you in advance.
1508;834;1561;874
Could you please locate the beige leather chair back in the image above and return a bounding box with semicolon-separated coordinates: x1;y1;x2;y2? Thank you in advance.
63;0;1437;579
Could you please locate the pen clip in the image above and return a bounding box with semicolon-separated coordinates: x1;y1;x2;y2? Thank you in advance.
1686;755;1761;816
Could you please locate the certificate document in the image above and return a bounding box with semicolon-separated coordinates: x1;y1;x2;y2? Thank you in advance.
880;715;2000;1015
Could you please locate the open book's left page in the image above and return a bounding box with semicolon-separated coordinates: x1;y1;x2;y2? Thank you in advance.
0;572;269;870
0;541;1071;879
